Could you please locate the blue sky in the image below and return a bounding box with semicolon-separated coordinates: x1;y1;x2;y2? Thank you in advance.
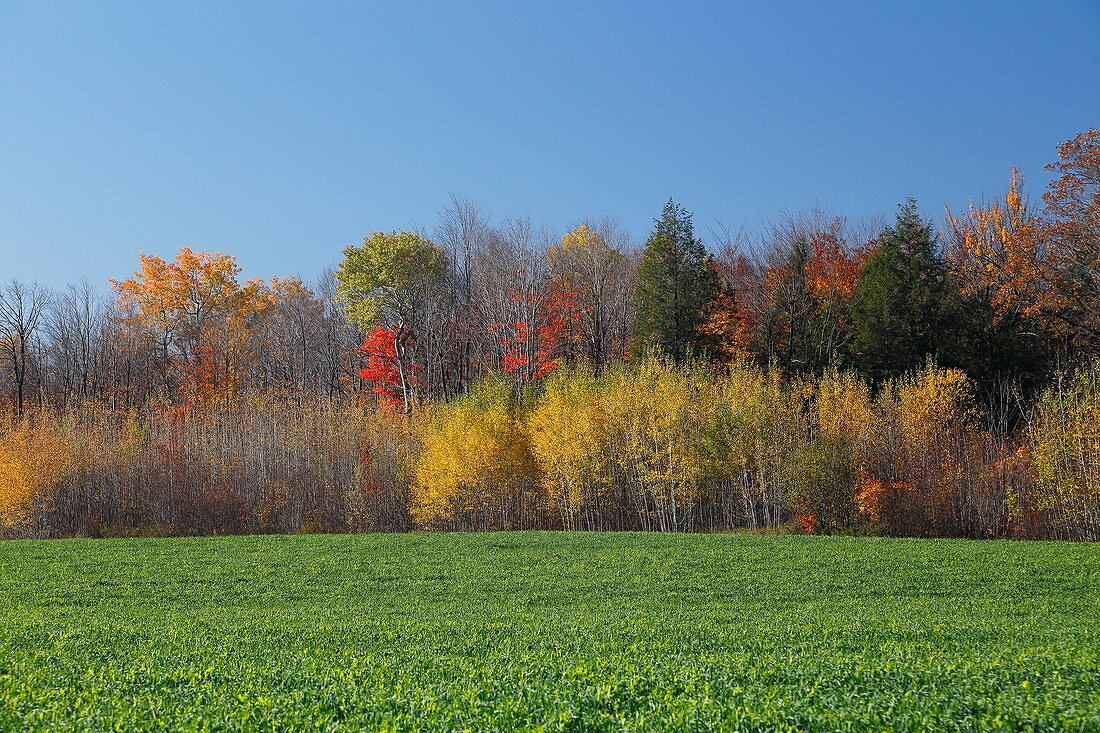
1;1;1098;287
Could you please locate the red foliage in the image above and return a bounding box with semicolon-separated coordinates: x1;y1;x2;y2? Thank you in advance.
496;288;585;380
794;511;818;533
178;341;218;406
358;327;423;408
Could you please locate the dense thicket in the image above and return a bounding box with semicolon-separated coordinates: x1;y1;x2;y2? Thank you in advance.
2;129;1099;540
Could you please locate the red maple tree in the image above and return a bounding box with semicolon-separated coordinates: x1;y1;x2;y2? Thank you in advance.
358;327;422;410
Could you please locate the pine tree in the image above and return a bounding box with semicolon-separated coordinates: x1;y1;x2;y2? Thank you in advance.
632;199;720;362
850;199;948;382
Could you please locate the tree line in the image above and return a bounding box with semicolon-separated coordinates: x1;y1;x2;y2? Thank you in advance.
1;129;1098;540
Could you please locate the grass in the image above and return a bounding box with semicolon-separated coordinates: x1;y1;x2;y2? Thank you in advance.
1;532;1098;731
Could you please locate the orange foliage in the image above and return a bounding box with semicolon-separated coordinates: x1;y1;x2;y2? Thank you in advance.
110;248;315;401
793;511;818;533
700;290;752;360
109;248;256;339
804;222;869;301
1043;129;1100;344
1044;128;1100;237
0;416;87;529
946;168;1051;323
854;469;913;526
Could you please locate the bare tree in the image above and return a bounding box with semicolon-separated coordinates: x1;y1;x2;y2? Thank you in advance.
315;267;363;398
45;279;108;404
552;215;637;369
435;193;494;389
0;280;53;414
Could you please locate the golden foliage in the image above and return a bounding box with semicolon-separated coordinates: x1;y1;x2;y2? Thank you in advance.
856;363;980;535
815;368;873;445
945;168;1050;324
526;365;608;528
601;356;709;531
0;416;82;527
109;247;256;338
413;378;538;529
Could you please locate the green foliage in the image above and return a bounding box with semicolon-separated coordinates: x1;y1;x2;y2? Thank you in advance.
1;532;1099;730
850;200;949;382
335;230;448;328
1028;363;1100;540
940;289;1050;421
632;200;720;363
784;435;858;532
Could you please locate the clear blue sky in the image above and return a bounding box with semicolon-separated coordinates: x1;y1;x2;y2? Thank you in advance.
2;1;1098;288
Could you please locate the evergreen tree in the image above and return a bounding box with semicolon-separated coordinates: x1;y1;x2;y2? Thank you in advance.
850;199;948;382
940;287;1053;428
632;199;720;362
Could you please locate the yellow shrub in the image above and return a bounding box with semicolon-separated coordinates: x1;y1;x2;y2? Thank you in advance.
0;418;82;528
1028;365;1100;540
413;378;537;529
703;362;806;528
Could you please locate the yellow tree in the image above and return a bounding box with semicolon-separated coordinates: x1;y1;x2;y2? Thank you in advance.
857;363;979;535
0;417;81;531
602;355;708;531
110;247;265;397
526;364;608;529
702;361;807;529
413;378;539;529
1028;363;1100;541
783;369;871;533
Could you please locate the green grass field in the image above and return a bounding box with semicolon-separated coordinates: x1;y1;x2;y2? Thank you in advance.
1;532;1098;731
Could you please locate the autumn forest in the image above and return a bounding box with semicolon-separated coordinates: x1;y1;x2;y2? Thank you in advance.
2;129;1099;541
